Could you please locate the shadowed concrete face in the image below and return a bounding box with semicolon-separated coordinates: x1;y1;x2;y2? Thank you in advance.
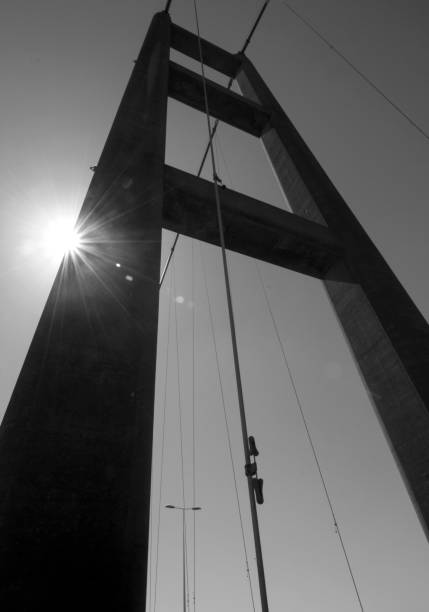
0;11;170;611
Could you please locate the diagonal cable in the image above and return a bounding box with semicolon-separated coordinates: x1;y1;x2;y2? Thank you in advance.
283;1;429;142
153;266;174;612
255;262;365;612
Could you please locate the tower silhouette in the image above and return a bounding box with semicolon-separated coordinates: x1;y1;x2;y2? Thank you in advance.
1;10;428;611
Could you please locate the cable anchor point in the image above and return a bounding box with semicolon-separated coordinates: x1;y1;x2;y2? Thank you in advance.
213;173;227;190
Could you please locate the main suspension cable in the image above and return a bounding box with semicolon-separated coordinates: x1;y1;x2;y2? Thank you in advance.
159;0;271;288
255;263;365;612
192;1;269;610
283;1;429;143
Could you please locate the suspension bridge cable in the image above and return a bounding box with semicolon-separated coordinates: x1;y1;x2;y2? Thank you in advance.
148;489;153;610
158;0;271;288
255;263;365;612
241;0;270;54
213;110;364;610
184;518;190;610
191;239;197;612
192;1;269;609
283;1;429;143
172;258;186;509
172;256;191;605
200;243;257;612
195;0;270;176
152;267;174;612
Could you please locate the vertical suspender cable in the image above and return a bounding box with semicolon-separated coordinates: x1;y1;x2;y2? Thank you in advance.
191;2;269;611
255;263;365;612
172;257;190;607
206;123;365;610
200;244;257;612
191;240;197;612
173;259;186;508
153;268;174;612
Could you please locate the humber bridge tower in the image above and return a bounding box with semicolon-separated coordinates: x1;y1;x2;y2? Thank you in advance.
1;9;429;611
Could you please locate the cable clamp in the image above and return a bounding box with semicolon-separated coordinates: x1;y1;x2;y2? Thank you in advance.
253;478;264;504
245;462;257;477
213;173;224;185
248;435;259;457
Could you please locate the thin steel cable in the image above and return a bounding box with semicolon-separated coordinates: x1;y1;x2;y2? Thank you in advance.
196;0;271;174
172;257;191;605
184;516;190;610
148;493;153;610
284;1;429;143
159;0;271;287
200;244;257;612
241;0;270;54
255;262;365;612
191;239;197;612
214;132;234;188
172;258;187;508
153;267;174;612
192;2;269;609
215;117;363;609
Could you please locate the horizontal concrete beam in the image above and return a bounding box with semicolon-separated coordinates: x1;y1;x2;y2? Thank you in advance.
162;165;343;279
170;23;241;78
168;61;269;137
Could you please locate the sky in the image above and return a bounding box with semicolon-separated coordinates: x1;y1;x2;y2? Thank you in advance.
1;0;429;611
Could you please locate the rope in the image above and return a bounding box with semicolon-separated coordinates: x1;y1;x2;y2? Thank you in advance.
200;244;257;612
153;266;174;612
159;0;271;287
283;1;429;143
255;262;365;612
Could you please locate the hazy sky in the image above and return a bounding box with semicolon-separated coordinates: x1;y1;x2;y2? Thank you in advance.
1;1;429;611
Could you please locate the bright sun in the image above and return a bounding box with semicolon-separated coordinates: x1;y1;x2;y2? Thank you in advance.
42;219;82;258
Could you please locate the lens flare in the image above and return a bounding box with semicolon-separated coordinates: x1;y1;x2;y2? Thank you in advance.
42;219;82;258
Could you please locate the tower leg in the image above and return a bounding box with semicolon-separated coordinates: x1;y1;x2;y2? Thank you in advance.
237;55;429;537
0;11;171;611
